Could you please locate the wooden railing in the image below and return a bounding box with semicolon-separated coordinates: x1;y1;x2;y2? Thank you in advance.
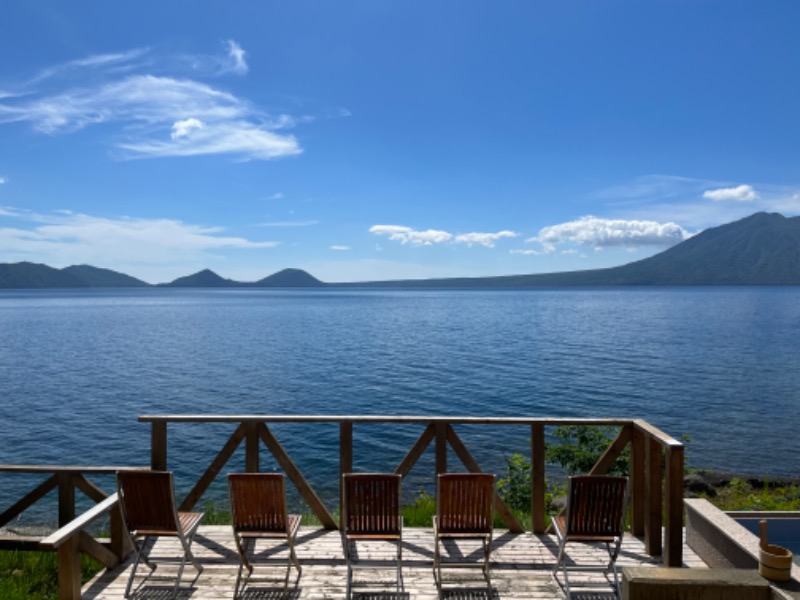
0;465;141;599
141;415;685;566
0;416;684;599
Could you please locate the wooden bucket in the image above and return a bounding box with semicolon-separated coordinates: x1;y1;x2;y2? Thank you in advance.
759;520;793;582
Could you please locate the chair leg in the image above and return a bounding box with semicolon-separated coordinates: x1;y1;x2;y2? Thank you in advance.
483;535;493;595
232;536;253;598
125;535;156;599
345;539;353;600
171;528;203;599
606;540;622;599
288;535;302;575
553;539;573;600
433;536;441;587
172;547;189;599
396;539;402;595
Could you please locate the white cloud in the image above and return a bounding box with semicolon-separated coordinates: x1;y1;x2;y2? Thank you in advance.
455;230;517;247
0;48;304;161
369;225;453;246
510;249;542;256
703;184;758;202
331;245;350;251
171;117;204;139
0;209;280;281
266;192;284;200
370;225;518;248
0;176;6;184
529;216;690;252
223;40;248;75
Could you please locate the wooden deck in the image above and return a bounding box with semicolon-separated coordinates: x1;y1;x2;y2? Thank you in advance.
83;526;706;599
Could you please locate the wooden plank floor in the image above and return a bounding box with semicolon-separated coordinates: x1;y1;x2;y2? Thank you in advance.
83;526;706;599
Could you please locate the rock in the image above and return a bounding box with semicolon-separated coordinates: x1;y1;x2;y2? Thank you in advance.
684;472;717;498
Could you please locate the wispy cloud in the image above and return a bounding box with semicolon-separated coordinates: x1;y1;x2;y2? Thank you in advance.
0;176;7;185
265;192;285;200
588;174;800;229
0;44;304;161
528;216;690;253
703;184;758;202
0;208;279;280
370;225;518;248
222;40;248;76
258;220;318;227
26;48;151;85
331;245;350;251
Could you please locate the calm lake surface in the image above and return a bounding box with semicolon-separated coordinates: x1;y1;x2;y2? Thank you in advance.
1;287;799;523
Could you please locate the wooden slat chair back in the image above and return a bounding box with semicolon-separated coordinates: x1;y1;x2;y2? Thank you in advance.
433;473;496;591
341;473;402;599
117;470;204;599
228;473;302;597
553;475;628;599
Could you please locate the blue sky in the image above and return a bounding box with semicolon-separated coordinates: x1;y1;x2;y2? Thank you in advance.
1;1;799;284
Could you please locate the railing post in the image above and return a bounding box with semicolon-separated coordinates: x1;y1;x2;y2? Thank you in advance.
531;423;546;533
644;435;663;556
57;536;81;600
435;422;447;474
110;501;133;559
57;472;74;528
664;443;684;566
340;421;353;514
151;421;167;471
631;426;645;536
245;421;260;472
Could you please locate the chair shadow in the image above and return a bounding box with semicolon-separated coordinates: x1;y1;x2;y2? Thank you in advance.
351;593;411;599
437;587;497;599
237;588;302;599
125;585;199;599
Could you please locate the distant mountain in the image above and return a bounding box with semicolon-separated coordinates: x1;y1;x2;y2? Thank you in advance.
164;269;236;287
339;212;800;287
610;212;800;285
0;262;148;288
61;264;149;287
253;268;325;287
161;267;325;287
2;213;799;289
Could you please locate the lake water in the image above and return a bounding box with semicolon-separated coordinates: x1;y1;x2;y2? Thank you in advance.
1;287;799;524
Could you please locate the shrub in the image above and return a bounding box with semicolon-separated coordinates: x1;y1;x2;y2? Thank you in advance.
546;425;630;476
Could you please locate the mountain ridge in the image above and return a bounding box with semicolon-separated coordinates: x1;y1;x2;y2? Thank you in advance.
1;212;799;288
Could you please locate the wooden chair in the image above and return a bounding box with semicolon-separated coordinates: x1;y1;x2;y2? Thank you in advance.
228;473;302;597
433;473;495;591
116;470;204;599
341;473;403;599
552;475;628;599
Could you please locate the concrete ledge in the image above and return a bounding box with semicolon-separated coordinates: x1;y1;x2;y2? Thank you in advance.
684;499;800;599
685;498;760;569
622;567;771;600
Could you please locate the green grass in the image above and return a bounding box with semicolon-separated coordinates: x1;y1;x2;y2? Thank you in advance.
402;488;435;527
0;550;100;600
705;477;800;512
